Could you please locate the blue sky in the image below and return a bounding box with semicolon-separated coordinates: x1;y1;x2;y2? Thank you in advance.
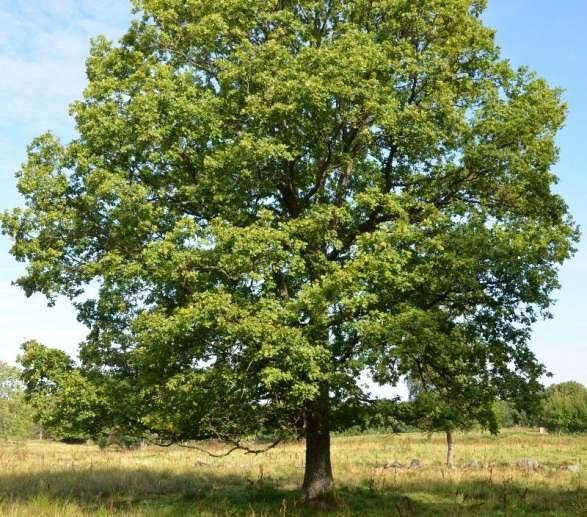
0;1;585;386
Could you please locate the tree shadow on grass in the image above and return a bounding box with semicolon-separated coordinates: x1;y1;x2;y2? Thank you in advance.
0;467;584;516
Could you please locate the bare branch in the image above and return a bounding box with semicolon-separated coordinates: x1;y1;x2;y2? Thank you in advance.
150;437;282;458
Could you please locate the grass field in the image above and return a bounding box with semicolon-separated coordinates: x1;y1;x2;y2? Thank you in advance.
0;430;584;516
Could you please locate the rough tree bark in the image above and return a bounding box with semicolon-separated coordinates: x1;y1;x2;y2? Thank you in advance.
446;430;455;469
301;383;334;502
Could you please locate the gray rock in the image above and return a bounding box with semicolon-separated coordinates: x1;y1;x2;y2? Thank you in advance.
516;459;541;470
463;460;484;469
383;461;405;469
409;458;422;469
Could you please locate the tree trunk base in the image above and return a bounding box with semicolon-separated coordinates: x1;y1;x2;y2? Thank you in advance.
297;484;341;509
299;382;339;508
446;430;455;469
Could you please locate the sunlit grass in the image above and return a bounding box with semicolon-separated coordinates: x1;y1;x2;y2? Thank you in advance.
0;429;584;515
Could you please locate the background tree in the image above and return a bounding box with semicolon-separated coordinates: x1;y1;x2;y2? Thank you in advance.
1;0;577;501
19;341;102;442
0;361;35;441
402;332;546;469
406;384;492;469
540;382;587;433
19;340;189;447
493;399;532;429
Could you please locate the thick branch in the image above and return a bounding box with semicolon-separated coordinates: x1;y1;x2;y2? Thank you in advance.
383;145;398;192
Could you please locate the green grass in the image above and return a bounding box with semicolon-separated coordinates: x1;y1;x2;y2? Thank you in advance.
0;429;585;515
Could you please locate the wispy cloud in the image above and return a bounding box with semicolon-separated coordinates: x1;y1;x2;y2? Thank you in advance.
0;1;131;134
0;1;132;196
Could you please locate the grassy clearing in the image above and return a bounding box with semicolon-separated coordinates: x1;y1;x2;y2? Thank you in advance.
0;429;584;516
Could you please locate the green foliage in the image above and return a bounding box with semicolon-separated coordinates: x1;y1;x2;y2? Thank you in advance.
330;397;415;434
19;341;102;441
399;364;544;437
367;399;420;433
493;400;532;428
94;431;144;449
1;0;577;460
540;382;587;433
410;390;494;434
0;361;35;441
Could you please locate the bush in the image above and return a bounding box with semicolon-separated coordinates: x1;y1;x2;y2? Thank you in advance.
541;382;587;433
60;436;88;445
95;430;145;450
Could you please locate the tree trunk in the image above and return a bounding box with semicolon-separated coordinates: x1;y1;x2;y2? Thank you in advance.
446;430;454;469
301;383;334;502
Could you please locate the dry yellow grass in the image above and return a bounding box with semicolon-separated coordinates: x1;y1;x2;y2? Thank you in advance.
0;429;584;516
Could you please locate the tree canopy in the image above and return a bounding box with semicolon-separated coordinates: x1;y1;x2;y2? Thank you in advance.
540;382;587;433
2;0;577;500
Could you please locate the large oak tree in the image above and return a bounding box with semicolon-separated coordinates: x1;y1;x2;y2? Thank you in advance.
2;0;577;501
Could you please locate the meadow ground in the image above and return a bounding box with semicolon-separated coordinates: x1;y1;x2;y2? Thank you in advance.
0;430;584;516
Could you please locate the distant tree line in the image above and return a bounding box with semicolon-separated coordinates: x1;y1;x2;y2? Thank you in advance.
334;381;587;437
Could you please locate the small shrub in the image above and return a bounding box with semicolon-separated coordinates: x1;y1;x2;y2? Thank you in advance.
540;382;587;433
